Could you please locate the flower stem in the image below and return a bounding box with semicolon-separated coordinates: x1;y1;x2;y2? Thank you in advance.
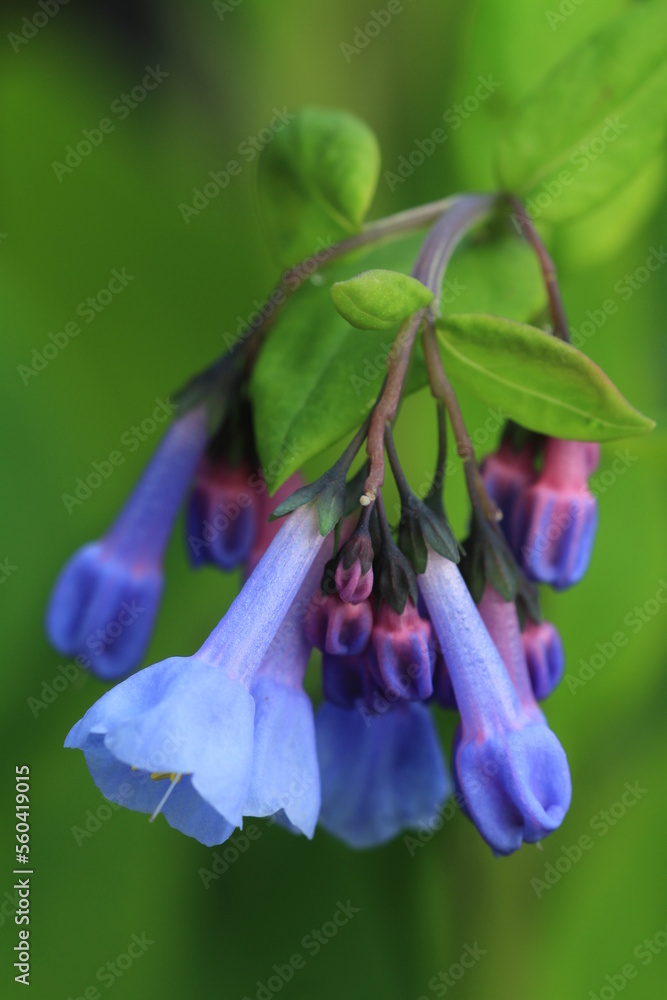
508;196;570;342
362;194;499;501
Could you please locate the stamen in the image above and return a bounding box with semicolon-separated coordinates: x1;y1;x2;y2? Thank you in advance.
148;772;183;823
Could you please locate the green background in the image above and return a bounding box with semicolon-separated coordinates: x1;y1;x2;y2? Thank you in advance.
1;2;666;998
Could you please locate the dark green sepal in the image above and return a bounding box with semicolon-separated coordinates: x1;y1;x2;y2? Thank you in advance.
269;470;345;536
459;502;521;603
375;543;418;615
171;353;242;435
399;495;460;573
270;420;370;536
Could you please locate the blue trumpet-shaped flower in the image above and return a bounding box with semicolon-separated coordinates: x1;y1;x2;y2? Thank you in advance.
315;700;451;848
522;618;565;701
368;599;434;701
420;550;571;856
46;405;209;680
65;502;327;845
243;548;333;838
186;458;260;571
511;438;599;589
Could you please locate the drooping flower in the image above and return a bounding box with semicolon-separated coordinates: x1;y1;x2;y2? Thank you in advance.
304;593;374;657
420;548;572;855
186;458;260;570
511;438;599;589
315;699;451;848
522;618;565;701
368;599;434;701
65;502;327;845
481;436;536;529
46;405;209;680
334;511;374;604
243;545;333;838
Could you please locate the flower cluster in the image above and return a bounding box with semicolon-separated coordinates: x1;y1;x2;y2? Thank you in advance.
50;193;612;858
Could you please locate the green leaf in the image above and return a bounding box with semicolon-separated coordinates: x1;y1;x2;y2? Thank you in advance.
436;314;655;441
251;232;547;490
496;2;667;223
256;106;381;267
331;269;433;330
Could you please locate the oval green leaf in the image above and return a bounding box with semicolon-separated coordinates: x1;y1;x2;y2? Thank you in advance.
331;269;433;330
496;2;667;223
256;106;381;267
436;314;655;441
251;233;549;491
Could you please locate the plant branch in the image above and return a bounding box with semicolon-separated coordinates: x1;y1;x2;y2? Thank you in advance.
509;196;570;342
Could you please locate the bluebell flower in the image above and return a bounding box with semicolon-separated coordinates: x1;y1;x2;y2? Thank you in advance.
420;550;571;855
65;502;328;845
511;438;599;589
46;405;209;680
315;700;451;848
522;618;565;700
304;593;373;656
321;652;368;709
481;436;536;528
368;599;434;701
186;458;260;570
243;550;333;838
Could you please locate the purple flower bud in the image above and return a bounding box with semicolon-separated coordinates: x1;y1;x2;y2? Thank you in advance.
334;515;374;603
304;594;373;656
335;558;374;604
186;458;259;570
511;438;598;589
522;619;565;700
482;438;536;526
420;549;571;855
368;600;434;701
47;406;209;680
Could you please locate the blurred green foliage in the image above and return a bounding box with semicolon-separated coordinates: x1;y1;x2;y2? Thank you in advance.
1;2;666;999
